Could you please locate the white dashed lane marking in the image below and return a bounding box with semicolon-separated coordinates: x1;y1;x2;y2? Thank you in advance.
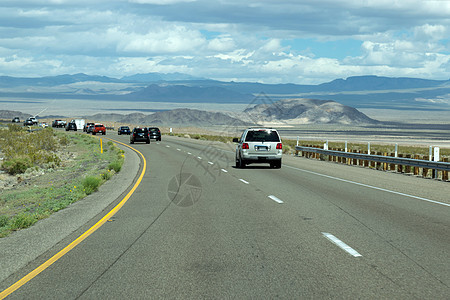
268;195;284;204
322;233;362;257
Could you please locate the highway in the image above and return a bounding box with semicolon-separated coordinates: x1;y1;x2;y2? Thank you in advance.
1;134;449;299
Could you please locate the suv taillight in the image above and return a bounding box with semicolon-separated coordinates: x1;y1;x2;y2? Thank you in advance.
276;143;282;149
242;143;249;149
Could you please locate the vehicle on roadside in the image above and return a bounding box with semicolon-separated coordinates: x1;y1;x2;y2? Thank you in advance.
65;121;77;131
147;127;161;141
12;117;20;123
92;123;106;135
73;119;85;131
26;117;38;125
40;122;48;128
233;128;282;168
86;124;95;134
118;126;131;135
52;120;66;128
23;118;34;126
83;122;94;132
130;127;150;144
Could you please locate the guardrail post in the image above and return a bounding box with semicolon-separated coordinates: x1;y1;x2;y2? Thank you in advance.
443;158;449;181
414;155;420;175
405;155;411;174
397;154;403;173
433;147;440;179
395;144;398;157
363;151;369;167
345;141;348;153
423;155;429;178
390;153;395;171
383;153;387;170
375;152;381;170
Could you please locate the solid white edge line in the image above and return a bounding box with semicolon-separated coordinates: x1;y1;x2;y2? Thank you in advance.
285;165;450;208
239;179;249;184
268;195;284;204
322;233;362;257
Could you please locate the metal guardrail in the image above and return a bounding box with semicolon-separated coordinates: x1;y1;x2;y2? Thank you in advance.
295;146;450;171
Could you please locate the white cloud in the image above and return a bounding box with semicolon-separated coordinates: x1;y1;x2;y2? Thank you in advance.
1;0;450;83
115;25;205;54
207;36;235;52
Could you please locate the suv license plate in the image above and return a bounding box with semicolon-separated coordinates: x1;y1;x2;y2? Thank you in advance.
257;146;268;151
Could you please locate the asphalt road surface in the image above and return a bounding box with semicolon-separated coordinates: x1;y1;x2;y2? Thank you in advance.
1;134;449;299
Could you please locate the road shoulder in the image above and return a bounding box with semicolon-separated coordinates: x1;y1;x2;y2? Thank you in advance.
0;143;140;283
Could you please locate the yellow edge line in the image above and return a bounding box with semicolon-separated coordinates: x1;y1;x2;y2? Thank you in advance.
0;139;146;299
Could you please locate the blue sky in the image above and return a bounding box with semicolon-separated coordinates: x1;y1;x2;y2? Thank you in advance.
1;0;450;84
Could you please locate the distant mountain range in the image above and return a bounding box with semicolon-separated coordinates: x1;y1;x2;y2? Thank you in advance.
1;73;450;110
0;98;378;126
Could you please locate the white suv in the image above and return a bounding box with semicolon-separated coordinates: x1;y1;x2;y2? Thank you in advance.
233;128;282;168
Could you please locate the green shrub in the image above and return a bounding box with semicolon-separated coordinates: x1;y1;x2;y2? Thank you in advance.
7;124;24;132
101;171;112;180
108;160;122;173
10;213;37;230
2;157;33;175
82;176;102;195
0;215;9;228
59;135;70;146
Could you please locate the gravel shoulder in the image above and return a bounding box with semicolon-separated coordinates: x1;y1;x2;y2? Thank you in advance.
0;143;140;284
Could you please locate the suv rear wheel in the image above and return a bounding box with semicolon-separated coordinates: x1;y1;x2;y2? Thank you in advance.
236;156;246;168
270;160;282;169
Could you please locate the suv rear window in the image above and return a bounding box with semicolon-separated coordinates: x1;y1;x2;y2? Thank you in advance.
134;128;147;133
95;124;104;128
245;130;280;142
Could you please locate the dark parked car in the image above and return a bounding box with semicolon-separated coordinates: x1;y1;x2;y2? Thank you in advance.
130;127;150;144
52;120;66;128
12;117;20;123
147;127;161;141
84;122;94;132
23;118;34;126
86;124;95;134
118;126;131;135
66;122;77;131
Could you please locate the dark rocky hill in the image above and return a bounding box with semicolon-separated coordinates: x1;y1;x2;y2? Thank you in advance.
86;109;250;127
242;98;379;124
